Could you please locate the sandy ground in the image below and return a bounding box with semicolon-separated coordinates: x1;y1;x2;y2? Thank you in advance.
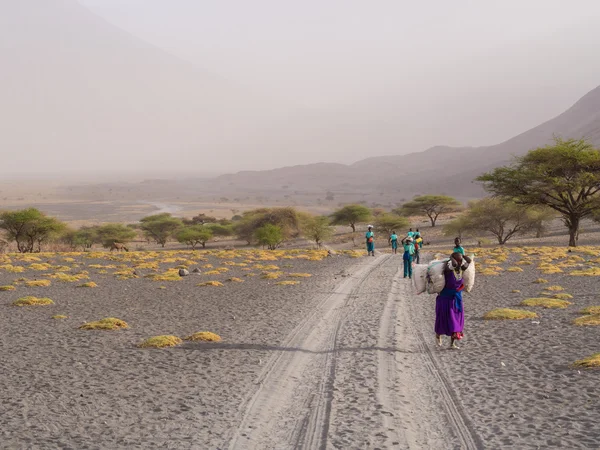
0;247;599;449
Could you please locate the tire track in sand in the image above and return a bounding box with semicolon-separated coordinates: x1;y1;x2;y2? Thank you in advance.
404;279;484;450
228;254;390;450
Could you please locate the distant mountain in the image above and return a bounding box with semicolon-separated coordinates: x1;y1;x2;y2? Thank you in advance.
205;85;600;201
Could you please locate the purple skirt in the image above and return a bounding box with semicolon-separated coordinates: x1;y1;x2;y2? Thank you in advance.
435;294;464;336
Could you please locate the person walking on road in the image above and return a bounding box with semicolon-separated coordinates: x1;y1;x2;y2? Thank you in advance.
366;225;375;257
401;236;415;278
390;231;399;254
435;252;472;349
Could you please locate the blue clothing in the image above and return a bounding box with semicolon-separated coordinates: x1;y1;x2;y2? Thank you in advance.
407;231;415;238
441;287;463;312
403;256;413;278
366;231;374;253
453;246;465;255
403;243;415;257
390;234;398;249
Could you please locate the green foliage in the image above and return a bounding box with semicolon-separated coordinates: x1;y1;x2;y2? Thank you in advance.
175;226;213;249
442;214;471;239
0;208;66;253
204;223;234;237
396;195;462;227
330;205;372;232
183;213;217;225
374;214;409;238
300;215;334;248
234;208;300;244
446;198;550;245
96;223;137;248
73;226;99;250
477;137;600;246
254;224;283;250
139;213;183;247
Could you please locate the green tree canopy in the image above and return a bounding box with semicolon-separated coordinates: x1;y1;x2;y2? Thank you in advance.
139;213;183;247
96;223;137;248
374;214;409;240
448;198;549;245
175;225;213;249
300;215;334;248
477;138;600;246
254;224;283;250
330;205;372;232
204;223;234;237
396;195;462;227
234;207;300;244
0;208;66;253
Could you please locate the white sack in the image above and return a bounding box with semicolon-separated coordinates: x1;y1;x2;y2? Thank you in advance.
463;254;475;293
412;264;428;294
426;259;448;295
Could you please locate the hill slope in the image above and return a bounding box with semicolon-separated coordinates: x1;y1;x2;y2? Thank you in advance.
210;84;600;200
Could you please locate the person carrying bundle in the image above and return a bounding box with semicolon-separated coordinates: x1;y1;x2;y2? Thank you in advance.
390;231;399;255
435;252;472;349
401;236;415;278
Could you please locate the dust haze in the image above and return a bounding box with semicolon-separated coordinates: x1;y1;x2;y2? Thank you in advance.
2;0;600;180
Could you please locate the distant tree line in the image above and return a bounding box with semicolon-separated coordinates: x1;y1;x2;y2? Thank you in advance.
1;137;598;251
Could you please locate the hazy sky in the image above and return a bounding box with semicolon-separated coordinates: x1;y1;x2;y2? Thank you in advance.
2;0;600;177
76;1;600;148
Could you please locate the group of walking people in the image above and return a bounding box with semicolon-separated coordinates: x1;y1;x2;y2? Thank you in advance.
366;227;470;350
365;226;423;274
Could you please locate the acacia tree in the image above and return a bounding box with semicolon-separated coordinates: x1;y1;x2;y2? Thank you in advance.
396;195;462;227
96;223;137;248
330;205;372;232
234;207;300;244
254;224;283;250
301;215;334;248
139;213;183;247
0;208;66;253
477;138;600;247
449;198;547;245
175;226;213;249
374;214;409;241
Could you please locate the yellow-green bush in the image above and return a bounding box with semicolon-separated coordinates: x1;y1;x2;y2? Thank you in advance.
13;296;54;306
79;318;128;330
483;308;538;320
138;335;182;348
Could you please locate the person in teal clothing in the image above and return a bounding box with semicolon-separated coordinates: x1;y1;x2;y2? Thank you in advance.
407;228;415;238
390;231;398;254
453;237;465;255
401;236;415;278
366;225;375;256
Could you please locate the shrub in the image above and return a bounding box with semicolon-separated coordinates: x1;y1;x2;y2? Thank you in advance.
572;314;600;326
25;280;52;287
79;282;98;288
79;318;129;330
13;296;54;306
276;280;300;286
483;308;538;320
197;281;224;287
0;285;16;291
520;298;571;309
52;315;68;319
573;353;600;368
581;306;600;315
138;335;182;348
185;332;222;342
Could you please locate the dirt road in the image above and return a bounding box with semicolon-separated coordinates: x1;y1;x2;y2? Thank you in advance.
227;254;483;450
